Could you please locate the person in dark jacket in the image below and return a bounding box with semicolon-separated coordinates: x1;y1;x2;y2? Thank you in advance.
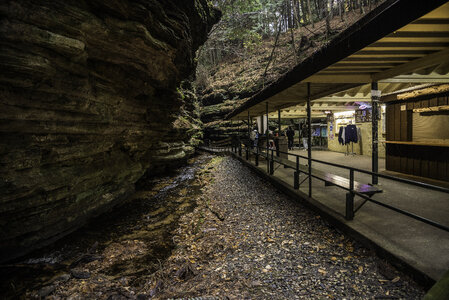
286;126;295;150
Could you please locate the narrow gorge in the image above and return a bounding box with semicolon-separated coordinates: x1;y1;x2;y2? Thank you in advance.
0;0;220;262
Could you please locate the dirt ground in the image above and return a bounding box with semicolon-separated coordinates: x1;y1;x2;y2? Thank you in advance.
152;156;425;299
24;155;425;299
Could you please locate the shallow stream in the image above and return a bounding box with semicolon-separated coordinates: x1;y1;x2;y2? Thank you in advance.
0;154;213;299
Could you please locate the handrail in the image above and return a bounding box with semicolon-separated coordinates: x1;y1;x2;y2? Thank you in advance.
352;190;449;232
258;146;449;194
201;144;449;233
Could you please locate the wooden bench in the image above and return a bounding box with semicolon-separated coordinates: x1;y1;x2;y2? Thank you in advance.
248;149;384;219
255;150;382;197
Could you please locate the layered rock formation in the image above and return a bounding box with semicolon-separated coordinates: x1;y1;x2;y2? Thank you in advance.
0;0;219;262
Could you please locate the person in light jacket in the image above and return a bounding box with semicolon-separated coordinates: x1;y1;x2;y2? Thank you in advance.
250;128;258;150
301;123;309;150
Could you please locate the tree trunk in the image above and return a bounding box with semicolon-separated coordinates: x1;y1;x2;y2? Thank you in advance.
286;0;293;29
300;0;308;23
294;0;301;27
263;18;283;82
307;0;314;27
326;0;332;37
314;0;321;19
340;0;345;22
290;27;298;63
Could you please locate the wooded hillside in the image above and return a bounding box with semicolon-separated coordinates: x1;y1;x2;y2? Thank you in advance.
197;0;385;141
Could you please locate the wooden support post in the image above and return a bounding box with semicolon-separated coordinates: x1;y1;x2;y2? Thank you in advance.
256;146;259;166
247;111;250;160
266;102;270;174
307;83;312;197
294;172;299;189
278;109;281;133
371;82;379;185
346;169;355;220
248;111;250;138
345;193;354;220
298;122;301;150
277;109;281;157
230;119;233;152
294;156;299;189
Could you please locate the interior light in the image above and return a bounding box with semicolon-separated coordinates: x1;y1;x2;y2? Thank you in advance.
334;111;355;118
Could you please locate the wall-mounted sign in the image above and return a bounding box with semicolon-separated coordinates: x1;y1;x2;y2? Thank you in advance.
355;109;372;123
400;105;406;111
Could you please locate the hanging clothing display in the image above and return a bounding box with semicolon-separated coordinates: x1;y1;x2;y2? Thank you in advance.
338;126;345;145
345;125;358;144
338;125;358;145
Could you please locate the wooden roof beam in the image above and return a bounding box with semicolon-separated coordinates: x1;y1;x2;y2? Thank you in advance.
332;62;400;67
354;50;432;56
342;57;413;62
412;18;449;25
313;97;370;102
368;42;449;48
372;48;449;82
284;106;359;111
386;31;449;38
305;74;371;83
381;74;449;83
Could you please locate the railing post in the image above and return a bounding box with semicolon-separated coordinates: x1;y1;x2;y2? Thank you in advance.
266;146;269;174
266;102;269;174
238;143;242;157
266;149;269;174
307;82;312;198
255;146;259;166
270;149;274;175
371;82;379;185
246;147;249;160
346;169;355;220
294;156;299;189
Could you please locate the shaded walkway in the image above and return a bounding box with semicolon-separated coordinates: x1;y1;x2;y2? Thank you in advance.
230;149;449;283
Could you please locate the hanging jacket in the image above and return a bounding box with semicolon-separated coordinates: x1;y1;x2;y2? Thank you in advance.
345;125;358;144
338;126;344;145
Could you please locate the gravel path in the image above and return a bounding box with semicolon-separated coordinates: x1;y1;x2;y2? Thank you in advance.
155;156;425;299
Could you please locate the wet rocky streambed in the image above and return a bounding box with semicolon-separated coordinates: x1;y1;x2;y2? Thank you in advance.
1;154;213;299
1;154;425;299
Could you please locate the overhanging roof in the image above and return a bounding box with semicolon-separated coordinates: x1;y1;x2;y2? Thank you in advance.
266;83;449;119
227;0;449;120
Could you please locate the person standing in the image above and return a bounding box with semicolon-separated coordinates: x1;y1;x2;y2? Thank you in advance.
286;126;294;150
250;128;258;150
301;122;309;150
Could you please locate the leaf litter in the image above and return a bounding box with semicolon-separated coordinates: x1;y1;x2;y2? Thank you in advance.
24;155;425;299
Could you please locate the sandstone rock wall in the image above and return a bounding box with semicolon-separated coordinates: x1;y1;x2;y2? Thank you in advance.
0;0;219;262
200;90;248;142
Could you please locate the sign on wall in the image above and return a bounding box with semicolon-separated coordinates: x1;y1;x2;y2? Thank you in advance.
355;109;372;123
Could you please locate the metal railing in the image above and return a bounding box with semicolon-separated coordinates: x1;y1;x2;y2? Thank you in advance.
204;143;449;233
